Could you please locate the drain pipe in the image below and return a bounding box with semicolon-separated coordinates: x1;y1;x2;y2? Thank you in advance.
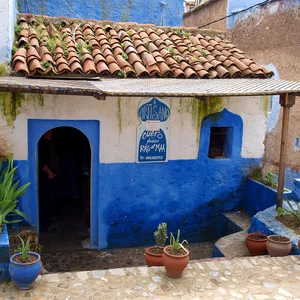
276;92;295;209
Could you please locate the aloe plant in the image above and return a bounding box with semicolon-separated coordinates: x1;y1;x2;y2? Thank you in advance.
169;229;188;253
0;152;29;231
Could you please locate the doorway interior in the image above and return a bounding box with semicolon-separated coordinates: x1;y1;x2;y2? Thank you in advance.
38;126;91;252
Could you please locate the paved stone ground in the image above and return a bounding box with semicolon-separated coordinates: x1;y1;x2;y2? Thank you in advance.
2;255;300;299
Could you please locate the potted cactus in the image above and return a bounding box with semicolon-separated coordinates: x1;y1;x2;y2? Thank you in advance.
145;222;168;267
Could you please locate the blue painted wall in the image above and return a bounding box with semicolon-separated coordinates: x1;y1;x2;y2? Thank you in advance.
14;109;262;249
242;178;292;216
18;0;183;26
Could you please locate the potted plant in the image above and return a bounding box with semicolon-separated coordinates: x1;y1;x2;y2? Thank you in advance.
145;222;168;266
0;151;29;282
0;151;29;230
9;235;41;289
266;235;292;257
162;229;189;278
245;232;268;256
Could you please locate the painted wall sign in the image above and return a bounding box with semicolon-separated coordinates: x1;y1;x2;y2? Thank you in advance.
137;98;170;163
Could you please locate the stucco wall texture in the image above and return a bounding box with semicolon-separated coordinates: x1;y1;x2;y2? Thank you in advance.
228;0;300;184
0;93;266;247
17;0;183;27
183;0;227;31
0;0;16;64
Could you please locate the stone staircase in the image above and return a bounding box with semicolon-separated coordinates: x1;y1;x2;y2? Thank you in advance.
213;211;252;258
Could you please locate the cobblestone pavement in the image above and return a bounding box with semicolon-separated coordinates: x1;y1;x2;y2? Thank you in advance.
2;255;300;299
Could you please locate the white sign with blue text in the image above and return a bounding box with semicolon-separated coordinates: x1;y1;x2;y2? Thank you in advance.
136;98;170;163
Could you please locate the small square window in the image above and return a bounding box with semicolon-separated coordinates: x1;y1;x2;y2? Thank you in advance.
208;127;232;158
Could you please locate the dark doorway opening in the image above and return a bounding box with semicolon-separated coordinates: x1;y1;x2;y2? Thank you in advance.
38;126;91;252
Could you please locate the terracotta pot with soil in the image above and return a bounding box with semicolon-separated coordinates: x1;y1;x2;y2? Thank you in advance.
245;232;268;256
162;245;189;278
145;222;168;267
145;246;164;266
162;230;189;278
266;235;292;257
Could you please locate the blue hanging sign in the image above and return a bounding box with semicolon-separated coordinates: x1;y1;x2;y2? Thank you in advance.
137;127;168;162
138;98;170;122
136;98;170;163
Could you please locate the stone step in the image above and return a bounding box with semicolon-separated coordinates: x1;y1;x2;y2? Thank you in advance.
213;211;252;258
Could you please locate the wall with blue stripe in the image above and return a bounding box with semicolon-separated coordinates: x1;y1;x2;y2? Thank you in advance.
14;108;262;249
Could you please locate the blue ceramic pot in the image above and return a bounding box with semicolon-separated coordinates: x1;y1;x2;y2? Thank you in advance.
9;252;41;290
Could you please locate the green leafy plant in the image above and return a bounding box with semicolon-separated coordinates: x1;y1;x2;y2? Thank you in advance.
277;200;300;221
16;235;31;262
121;52;128;60
249;167;277;189
41;60;50;68
0;151;29;232
15;25;23;36
262;169;277;188
85;45;93;52
169;229;188;253
154;222;168;246
168;47;174;54
118;70;127;78
200;48;209;56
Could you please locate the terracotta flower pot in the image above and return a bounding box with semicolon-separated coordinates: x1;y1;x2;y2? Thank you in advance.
162;245;189;278
245;233;268;256
266;235;292;257
145;246;164;266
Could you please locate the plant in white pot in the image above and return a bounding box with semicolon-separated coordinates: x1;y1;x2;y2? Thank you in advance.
145;222;168;267
9;235;41;290
162;229;189;278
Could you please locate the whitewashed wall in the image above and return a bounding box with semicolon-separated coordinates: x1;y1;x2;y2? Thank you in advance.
0;94;267;161
0;0;17;64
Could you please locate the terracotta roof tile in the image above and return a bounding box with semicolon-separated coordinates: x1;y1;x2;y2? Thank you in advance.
11;14;273;79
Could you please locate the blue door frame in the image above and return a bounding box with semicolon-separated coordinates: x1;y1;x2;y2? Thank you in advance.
28;119;100;249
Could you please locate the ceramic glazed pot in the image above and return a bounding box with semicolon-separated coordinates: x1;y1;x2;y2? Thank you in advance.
9;252;41;290
245;233;268;256
266;235;292;257
162;245;189;278
145;246;164;266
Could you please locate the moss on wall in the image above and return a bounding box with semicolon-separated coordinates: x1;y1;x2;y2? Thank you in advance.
0;63;10;76
0;93;45;126
117;97;122;135
192;97;224;144
0;92;25;126
263;96;270;117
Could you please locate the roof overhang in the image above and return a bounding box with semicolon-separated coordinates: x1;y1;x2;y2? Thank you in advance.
0;76;300;100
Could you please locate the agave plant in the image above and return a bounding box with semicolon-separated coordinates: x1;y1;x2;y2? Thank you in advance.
0;152;29;232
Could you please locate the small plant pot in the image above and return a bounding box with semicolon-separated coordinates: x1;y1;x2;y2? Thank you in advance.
145;246;164;267
9;252;41;290
245;233;268;256
266;235;292;257
162;245;189;278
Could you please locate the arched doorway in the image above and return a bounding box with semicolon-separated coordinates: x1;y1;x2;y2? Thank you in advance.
28;119;100;249
38;126;91;251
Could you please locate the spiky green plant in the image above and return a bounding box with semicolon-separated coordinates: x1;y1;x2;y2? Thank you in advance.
0;151;29;231
154;222;168;246
169;229;188;253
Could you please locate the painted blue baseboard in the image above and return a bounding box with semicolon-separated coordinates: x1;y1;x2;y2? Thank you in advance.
0;225;10;282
